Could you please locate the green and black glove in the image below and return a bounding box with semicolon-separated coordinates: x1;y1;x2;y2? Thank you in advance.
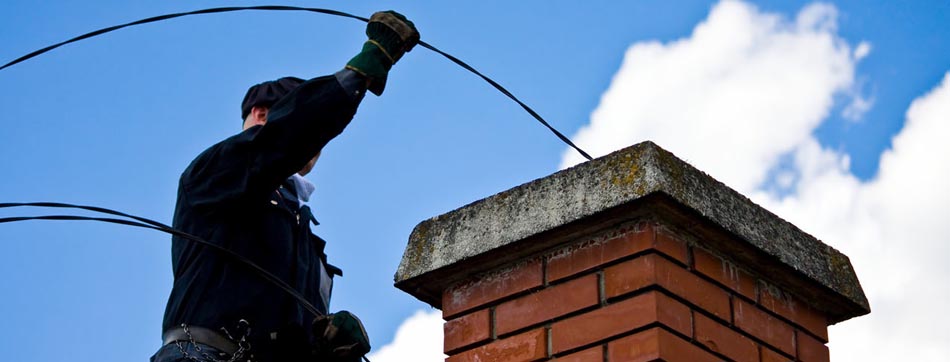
346;10;420;96
311;311;371;362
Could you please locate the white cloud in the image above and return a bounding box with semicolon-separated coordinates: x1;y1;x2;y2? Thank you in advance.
854;41;872;60
561;0;862;192
367;309;445;362
755;73;950;361
560;0;950;360
842;93;873;121
843;41;875;123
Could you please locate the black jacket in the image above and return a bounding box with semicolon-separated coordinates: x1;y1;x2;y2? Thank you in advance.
162;75;358;356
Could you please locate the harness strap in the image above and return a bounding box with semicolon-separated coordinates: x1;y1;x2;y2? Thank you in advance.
163;325;239;355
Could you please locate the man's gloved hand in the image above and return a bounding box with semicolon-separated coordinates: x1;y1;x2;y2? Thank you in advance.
346;10;420;96
311;311;371;362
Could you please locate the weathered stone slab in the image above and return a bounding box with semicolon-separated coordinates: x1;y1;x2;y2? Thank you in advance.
395;141;869;323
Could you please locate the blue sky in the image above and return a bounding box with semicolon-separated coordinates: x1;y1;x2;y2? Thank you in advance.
1;1;948;361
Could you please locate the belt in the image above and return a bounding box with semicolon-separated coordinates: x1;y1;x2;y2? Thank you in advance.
163;325;239;355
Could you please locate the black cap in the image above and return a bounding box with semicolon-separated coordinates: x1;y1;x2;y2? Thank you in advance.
241;77;305;120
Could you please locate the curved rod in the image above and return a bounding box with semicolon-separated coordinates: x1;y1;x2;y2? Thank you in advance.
0;212;322;317
0;5;592;161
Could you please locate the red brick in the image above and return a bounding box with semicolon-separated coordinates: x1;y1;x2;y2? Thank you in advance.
447;328;547;362
608;329;662;362
546;224;688;283
760;346;793;362
758;283;828;342
556;346;603;362
694;312;758;362
733;299;796;356
608;327;722;362
603;254;655;297
444;309;491;354
495;274;599;336
550;291;690;354
443;259;543;318
796;330;830;362
546;226;652;282
604;254;731;320
692;247;757;300
654;229;690;264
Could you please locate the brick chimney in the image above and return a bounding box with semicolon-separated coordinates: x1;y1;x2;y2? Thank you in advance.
395;142;869;362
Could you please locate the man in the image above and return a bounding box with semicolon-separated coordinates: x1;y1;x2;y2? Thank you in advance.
151;11;419;362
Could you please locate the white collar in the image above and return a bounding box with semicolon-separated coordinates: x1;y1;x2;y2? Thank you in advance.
290;173;315;206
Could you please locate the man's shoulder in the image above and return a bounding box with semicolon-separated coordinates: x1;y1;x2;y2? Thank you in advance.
181;128;259;181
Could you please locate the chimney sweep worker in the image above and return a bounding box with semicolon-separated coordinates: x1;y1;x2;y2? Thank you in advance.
153;11;419;362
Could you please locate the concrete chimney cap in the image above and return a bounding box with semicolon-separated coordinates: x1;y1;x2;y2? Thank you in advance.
395;141;869;323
